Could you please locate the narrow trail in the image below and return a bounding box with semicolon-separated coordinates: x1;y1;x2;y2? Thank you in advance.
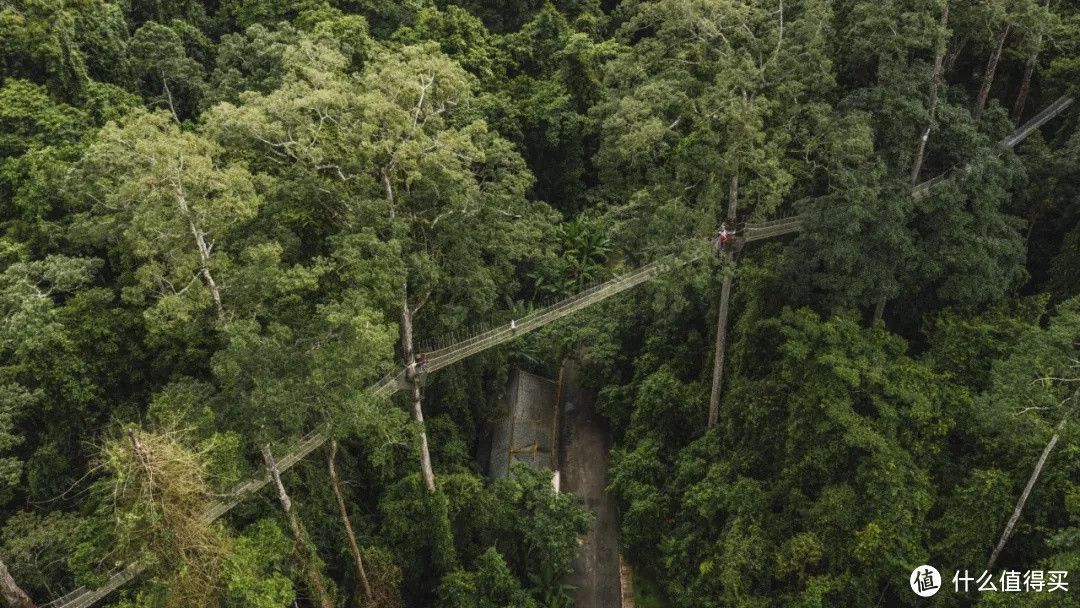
41;94;1074;608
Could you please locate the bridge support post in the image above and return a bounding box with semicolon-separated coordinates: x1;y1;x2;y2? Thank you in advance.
708;254;735;428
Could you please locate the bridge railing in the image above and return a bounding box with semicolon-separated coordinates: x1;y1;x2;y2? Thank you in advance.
912;94;1074;201
742;216;804;243
424;258;675;371
1002;95;1073;148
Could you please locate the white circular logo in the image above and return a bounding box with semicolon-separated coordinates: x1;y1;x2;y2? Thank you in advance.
910;565;941;597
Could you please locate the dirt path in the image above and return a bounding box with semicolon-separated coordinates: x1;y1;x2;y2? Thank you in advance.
558;360;622;607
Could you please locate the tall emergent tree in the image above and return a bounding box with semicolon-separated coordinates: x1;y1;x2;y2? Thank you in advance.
69;109;260;326
209;40;555;489
596;0;832;425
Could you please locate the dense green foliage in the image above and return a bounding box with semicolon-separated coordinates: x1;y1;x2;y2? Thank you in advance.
2;0;1080;606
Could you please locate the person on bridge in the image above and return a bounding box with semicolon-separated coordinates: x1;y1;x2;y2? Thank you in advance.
415;352;427;372
510;319;517;335
719;223;735;250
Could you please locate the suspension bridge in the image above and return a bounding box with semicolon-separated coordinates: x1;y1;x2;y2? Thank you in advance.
40;94;1074;608
913;94;1074;200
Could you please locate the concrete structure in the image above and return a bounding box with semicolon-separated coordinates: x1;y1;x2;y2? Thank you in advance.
487;369;558;478
558;359;623;607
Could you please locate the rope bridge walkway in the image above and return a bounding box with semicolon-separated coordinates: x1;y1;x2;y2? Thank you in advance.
425;258;684;371
741;215;804;242
40;95;1075;608
1003;95;1074;148
913;95;1074;200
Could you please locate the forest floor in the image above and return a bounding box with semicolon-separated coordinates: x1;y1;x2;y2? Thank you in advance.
558;359;623;607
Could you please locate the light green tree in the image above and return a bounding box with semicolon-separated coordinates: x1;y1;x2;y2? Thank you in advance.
209;41;555;490
70;109;260;329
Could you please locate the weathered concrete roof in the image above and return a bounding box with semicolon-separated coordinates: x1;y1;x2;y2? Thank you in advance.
488;369;556;478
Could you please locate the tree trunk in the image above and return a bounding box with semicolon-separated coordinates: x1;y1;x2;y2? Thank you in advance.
195;243;226;321
160;70;181;125
328;441;374;605
986;414;1069;572
401;284;436;491
1024;212;1040;248
262;445;333;608
873;296;886;322
1011;52;1038;122
0;558;34;608
172;161;225;321
911;3;950;187
945;35;967;73
382;171;395;217
1011;0;1049;121
707;264;734;428
975;24;1012;121
707;172;739;428
186;217;225;321
383;165;433;491
727;171;739;224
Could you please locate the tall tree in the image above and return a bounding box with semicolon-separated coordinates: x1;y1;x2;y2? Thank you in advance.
0;0;130;102
262;445;334;608
208;41;555;489
975;23;1012;121
0;255;119;507
69;109;260;328
838;0;946;319
98;427;230;607
971;0;1049;120
980;296;1080;569
328;440;374;604
910;1;952;186
129;22;207;123
1011;0;1054;120
609;307;960;605
0;557;33;608
0;80;91;259
596;0;834;424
